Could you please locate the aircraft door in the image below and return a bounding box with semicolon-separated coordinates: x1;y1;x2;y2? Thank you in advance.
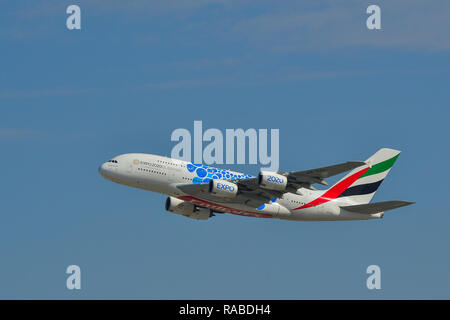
128;158;138;174
168;160;182;183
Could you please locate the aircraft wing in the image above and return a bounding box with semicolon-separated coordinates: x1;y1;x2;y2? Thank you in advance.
176;182;268;207
237;160;366;192
280;161;367;187
177;160;366;208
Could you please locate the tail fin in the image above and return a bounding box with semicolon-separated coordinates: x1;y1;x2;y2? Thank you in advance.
333;148;401;205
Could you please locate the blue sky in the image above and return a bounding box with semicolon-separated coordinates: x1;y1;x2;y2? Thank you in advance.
0;0;449;299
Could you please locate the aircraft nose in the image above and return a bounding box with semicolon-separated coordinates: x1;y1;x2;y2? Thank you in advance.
98;162;108;177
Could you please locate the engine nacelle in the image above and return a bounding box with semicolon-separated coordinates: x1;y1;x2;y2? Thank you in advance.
257;171;287;191
165;196;195;215
165;196;213;220
208;179;238;198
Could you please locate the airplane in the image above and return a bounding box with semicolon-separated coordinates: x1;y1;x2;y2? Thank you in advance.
98;148;414;221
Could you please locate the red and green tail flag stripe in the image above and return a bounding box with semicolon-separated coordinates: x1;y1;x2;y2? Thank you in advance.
293;154;399;210
359;154;399;179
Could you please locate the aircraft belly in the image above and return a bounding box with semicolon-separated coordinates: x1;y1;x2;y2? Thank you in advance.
178;195;274;218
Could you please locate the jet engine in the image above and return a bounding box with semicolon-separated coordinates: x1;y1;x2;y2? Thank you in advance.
208;179;238;198
257;171;287;191
165;196;214;220
165;196;195;215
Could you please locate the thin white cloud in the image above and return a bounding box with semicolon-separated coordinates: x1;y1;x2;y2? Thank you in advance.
3;0;449;51
138;68;371;90
0;129;39;140
228;0;450;52
0;88;95;99
167;57;242;70
140;77;234;90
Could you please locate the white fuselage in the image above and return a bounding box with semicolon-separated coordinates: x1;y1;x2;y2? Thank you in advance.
98;153;382;221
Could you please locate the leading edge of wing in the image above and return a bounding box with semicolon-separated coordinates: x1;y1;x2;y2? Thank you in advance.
176;182;268;207
176;183;210;195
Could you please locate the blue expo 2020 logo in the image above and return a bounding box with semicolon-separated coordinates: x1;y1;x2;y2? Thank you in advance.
186;163;253;184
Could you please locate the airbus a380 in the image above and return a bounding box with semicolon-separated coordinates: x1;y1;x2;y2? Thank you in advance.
98;148;413;221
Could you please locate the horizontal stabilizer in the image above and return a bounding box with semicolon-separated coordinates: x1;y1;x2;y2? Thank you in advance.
340;200;414;214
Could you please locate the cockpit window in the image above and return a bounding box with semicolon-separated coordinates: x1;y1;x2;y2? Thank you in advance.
107;160;118;163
